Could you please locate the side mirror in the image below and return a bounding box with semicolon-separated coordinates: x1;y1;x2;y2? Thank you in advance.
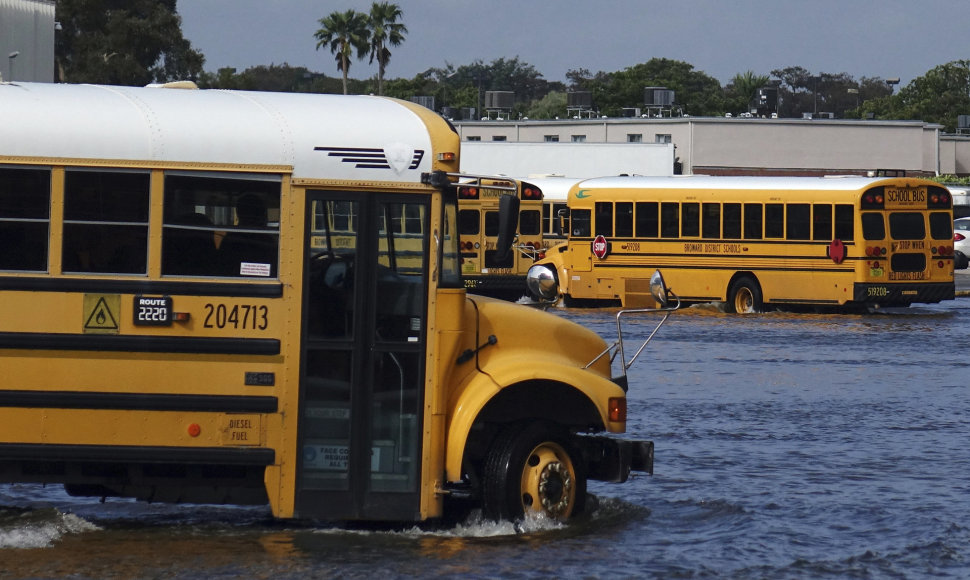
493;194;520;263
556;207;569;236
650;269;669;308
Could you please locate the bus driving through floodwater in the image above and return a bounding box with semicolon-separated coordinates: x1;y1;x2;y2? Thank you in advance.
0;81;677;524
527;175;955;312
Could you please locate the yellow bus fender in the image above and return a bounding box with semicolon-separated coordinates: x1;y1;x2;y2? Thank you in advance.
444;357;627;482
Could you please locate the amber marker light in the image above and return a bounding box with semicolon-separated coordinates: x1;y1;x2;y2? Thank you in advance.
437;152;456;162
608;397;627;423
188;423;201;437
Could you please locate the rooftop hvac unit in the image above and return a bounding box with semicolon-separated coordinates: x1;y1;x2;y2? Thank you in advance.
959;115;970;129
621;107;642;118
440;106;458;119
484;91;514;110
567;91;593;109
644;87;675;106
410;96;435;110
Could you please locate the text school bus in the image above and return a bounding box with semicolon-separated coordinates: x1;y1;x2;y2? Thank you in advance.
0;82;676;523
527;175;954;312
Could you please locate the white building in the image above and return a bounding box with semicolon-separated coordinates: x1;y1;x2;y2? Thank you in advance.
455;116;952;177
0;0;55;83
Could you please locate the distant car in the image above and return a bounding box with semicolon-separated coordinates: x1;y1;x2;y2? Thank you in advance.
954;217;970;269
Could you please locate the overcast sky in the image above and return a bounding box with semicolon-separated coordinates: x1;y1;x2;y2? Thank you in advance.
179;0;968;87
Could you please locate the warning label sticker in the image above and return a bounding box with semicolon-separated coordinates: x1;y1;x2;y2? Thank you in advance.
83;294;120;334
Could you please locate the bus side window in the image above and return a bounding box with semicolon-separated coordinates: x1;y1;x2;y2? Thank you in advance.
744;203;763;239
615;202;633;237
723;203;741;239
702;203;720;238
835;205;854;240
660;202;679;238
0;167;50;272
162;212;219;276
765;203;784;238
571;209;591;237
595;202;613;236
681;203;700;237
163;174;281;278
635;202;658;238
813;204;833;240
62;170;149;274
787;203;811;240
220;193;280;277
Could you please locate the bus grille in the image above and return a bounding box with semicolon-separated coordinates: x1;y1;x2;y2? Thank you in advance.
891;253;926;272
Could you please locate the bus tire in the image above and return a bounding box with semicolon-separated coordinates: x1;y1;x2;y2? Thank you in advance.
727;276;763;313
482;422;586;522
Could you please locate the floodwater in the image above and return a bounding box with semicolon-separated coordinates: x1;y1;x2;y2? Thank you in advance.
2;297;970;578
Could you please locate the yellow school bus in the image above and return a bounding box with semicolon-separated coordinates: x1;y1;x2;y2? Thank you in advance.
527;175;955;312
457;175;544;299
0;82;676;523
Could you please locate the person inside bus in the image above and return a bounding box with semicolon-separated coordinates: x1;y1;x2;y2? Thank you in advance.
220;193;278;277
162;212;219;276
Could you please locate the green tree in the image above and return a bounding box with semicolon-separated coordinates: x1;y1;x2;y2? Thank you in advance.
894;61;970;131
315;9;371;95
197;64;339;94
525;91;568;119
367;2;407;96
569;59;724;117
54;0;204;85
724;70;770;115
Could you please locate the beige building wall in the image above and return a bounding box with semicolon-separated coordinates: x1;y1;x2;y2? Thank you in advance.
941;135;970;176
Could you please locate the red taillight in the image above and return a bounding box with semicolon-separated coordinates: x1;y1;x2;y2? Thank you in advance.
956;233;966;242
608;397;627;423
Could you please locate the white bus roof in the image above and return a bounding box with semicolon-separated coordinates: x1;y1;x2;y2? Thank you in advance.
573;174;941;192
0;82;451;181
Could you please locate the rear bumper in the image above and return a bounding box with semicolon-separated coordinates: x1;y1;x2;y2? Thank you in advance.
853;281;954;304
576;435;654;483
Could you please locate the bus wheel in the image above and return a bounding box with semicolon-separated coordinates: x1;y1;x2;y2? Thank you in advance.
727;276;763;313
482;422;586;522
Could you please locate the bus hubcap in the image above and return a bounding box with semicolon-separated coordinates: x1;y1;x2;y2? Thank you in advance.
521;443;574;518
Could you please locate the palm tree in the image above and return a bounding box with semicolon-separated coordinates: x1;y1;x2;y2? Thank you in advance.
315;10;371;95
367;2;407;96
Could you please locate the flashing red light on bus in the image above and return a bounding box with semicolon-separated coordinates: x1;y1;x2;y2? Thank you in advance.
522;186;542;200
458;186;479;199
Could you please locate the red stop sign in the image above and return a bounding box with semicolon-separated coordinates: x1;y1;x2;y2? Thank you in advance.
592;235;609;259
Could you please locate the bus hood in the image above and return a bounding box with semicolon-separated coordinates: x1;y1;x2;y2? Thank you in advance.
462;295;612;379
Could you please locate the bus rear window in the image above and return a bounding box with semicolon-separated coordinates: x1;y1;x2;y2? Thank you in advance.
0;167;50;271
459;209;479;235
519;210;541;236
889;212;925;240
929;212;953;240
862;213;885;240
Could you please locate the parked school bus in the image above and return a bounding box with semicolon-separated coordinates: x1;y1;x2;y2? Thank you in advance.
456;175;544;299
0;82;676;523
527;175;954;312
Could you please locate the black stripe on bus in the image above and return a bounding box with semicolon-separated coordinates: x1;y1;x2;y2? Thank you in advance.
0;390;278;413
0;444;275;466
0;277;284;298
0;332;280;355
